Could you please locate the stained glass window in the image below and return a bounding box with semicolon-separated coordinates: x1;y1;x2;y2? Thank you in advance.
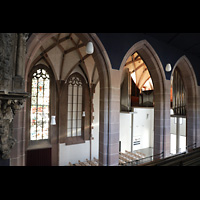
30;68;50;140
67;74;83;138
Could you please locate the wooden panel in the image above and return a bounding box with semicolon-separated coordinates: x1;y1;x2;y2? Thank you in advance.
26;148;51;166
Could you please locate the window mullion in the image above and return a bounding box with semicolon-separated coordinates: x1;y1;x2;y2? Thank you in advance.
36;77;39;140
71;84;74;137
42;77;44;139
76;85;79;136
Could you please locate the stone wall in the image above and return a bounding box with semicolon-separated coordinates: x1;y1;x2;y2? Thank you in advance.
0;33;29;165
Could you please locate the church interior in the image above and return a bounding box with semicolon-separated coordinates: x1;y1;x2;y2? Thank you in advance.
0;33;200;166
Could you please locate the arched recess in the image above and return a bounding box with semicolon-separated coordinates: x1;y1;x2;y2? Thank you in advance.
171;56;198;151
119;40;170;158
25;33;113;166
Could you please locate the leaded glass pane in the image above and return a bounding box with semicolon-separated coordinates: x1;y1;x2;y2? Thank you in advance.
73;86;77;95
77;111;82;120
68;104;72;112
31;131;36;140
73;104;77;112
67;121;71;129
78;96;82;103
73;111;77;120
43;106;49;113
44;97;49;105
72;127;76;137
31;97;37;105
68;85;73;95
32;87;37;97
44;88;49;97
68;95;72;103
78;86;82;96
73;93;77;104
38;96;43;105
30;68;50;141
68;112;72;120
77;128;81;136
44;79;49;89
77;120;82;128
43;132;48;139
67;129;71;137
32;78;37;88
78;104;82;112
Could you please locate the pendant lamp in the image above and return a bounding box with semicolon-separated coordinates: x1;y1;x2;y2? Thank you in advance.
86;42;94;54
166;63;172;72
51;116;56;125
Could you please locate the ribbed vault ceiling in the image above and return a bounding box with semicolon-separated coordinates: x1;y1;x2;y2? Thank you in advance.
30;33;99;85
123;52;153;91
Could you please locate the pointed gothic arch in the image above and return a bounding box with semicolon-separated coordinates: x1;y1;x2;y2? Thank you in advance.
25;33;116;166
171;56;198;151
119;40;170;158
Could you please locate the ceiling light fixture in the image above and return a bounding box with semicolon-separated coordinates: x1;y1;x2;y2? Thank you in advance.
165;63;172;72
86;42;94;54
51;116;56;125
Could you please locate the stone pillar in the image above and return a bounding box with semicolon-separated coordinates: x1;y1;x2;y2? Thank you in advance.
176;117;180;153
196;86;200;148
0;99;24;161
163;80;171;158
99;69;120;166
0;33;29;165
107;69;120;166
186;87;196;152
10;106;26;166
99;85;109;166
153;79;171;159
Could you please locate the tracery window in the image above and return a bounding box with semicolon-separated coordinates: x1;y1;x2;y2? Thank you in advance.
30;68;50;141
67;73;83;138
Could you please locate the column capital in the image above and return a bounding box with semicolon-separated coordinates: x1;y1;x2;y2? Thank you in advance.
0;92;29;159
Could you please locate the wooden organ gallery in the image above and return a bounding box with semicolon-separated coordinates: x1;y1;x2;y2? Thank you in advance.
0;33;200;166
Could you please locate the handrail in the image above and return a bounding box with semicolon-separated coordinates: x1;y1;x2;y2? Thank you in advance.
121;143;198;166
170;143;197;155
151;144;200;166
122;151;164;166
163;148;200;166
186;143;196;150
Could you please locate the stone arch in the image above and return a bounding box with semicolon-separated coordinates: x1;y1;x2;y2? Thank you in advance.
119;40;170;158
172;55;198;151
25;33;113;166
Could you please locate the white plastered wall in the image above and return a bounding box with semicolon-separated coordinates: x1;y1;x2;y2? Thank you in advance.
59;82;100;166
120;107;154;153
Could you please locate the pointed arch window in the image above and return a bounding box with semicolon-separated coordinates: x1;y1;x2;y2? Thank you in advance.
60;71;91;145
30;68;50;141
67;73;83;138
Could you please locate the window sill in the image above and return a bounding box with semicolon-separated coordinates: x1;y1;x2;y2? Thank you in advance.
65;136;85;146
27;140;52;151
